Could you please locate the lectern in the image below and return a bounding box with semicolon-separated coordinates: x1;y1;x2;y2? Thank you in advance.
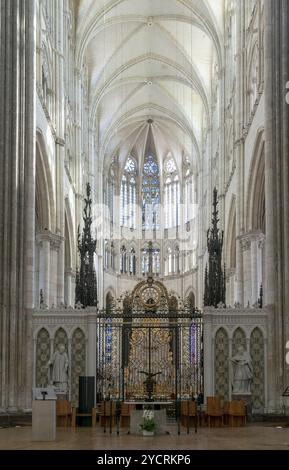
32;387;57;441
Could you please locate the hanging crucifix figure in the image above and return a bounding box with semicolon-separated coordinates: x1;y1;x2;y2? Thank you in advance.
139;371;161;401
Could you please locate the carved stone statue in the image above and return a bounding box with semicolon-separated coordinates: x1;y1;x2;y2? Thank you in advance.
231;346;253;394
47;344;69;393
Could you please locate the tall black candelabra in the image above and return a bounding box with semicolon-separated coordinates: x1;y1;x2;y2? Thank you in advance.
75;183;98;307
204;187;226;307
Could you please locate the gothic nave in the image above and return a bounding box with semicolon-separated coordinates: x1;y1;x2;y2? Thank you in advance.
0;0;289;453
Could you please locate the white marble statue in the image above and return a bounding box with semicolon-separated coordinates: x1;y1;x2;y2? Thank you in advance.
231;345;253;394
47;344;69;393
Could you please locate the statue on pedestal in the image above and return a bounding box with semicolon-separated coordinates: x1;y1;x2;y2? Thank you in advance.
47;344;69;393
231;346;253;394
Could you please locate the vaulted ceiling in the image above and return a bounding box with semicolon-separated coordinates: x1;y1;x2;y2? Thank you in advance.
74;0;224;173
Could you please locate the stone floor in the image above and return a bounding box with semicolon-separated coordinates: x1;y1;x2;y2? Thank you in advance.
0;424;289;450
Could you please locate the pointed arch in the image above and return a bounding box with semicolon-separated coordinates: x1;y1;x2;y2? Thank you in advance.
187;291;196;309
142;151;160;231
106;291;114;312
54;328;68;352
232;327;247;356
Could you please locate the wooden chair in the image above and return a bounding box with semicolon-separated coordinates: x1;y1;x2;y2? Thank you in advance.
98;401;117;430
207;396;224;427
120;402;135;428
180;400;198;432
71;406;97;427
228;400;246;427
56;400;72;426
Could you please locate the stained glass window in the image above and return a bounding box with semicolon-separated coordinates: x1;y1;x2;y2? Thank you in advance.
129;248;136;275
120;245;127;273
142;154;160;230
164;157;180;228
120;157;137;228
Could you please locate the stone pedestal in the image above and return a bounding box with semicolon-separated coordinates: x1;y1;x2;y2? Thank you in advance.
32;400;56;441
130;410;166;435
232;393;252;420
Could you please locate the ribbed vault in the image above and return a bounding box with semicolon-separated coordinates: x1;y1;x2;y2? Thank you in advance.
74;0;224;172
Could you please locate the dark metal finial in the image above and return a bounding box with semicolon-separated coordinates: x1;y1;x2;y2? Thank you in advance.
204;188;226;307
75;183;98;308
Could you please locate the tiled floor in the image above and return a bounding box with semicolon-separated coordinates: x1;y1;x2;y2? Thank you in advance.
0;424;289;450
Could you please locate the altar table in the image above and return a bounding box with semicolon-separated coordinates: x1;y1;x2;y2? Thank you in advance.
124;401;172;435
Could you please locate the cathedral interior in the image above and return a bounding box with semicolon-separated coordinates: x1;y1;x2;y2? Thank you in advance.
0;0;289;451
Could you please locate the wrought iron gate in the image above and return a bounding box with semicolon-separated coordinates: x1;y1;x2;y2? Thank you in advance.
96;309;203;403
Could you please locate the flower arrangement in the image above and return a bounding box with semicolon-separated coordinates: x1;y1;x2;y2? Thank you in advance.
140;410;156;433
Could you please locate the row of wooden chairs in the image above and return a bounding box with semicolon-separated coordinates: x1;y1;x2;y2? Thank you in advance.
56;400;136;428
179;397;246;428
56;400;98;427
56;398;246;428
206;396;246;427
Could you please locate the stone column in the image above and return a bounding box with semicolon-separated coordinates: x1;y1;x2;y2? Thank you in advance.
38;235;50;306
281;0;289;393
226;269;236;307
264;2;276;309
0;0;36;411
250;237;259;305
249;232;266;305
234;1;245;306
71;271;76;307
264;0;289;410
240;236;252;306
257;237;265;290
74;70;83;223
65;268;73;307
55;2;65;306
34;239;40;307
50;247;58;307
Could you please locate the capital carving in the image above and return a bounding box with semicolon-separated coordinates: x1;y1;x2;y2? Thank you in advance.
65;268;76;279
36;229;64;251
239;231;265;252
239;236;251;252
